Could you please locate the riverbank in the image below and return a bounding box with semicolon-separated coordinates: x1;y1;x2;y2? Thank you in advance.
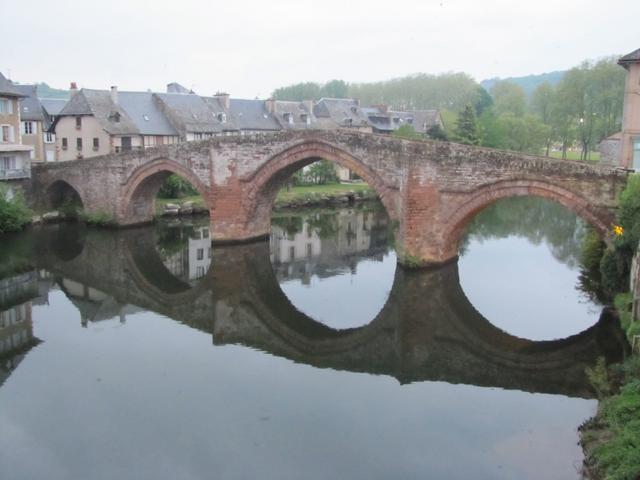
155;182;376;216
578;174;640;480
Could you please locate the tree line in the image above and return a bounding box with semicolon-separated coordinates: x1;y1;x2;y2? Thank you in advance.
272;56;625;159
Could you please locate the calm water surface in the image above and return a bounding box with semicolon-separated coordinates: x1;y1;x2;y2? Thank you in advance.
0;198;626;480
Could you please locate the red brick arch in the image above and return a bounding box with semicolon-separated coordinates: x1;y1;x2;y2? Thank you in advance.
441;179;614;260
120;159;212;224
242;139;399;234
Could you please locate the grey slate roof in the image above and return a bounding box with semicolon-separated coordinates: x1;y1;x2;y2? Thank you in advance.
361;106;394;132
118;91;178;136
40;98;67;116
229;99;281;131
314;98;370;128
57;89;139;135
153;93;228;135
619;48;640;67
388;109;442;134
15;85;45;122
0;72;26;98
271;101;316;130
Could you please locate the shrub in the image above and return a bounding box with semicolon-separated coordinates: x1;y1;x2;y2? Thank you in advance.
158;174;198;199
79;209;115;226
0;186;32;233
600;248;629;297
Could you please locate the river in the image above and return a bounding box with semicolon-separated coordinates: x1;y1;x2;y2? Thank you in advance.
0;197;626;480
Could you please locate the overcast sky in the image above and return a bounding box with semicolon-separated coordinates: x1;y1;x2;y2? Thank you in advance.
1;0;638;98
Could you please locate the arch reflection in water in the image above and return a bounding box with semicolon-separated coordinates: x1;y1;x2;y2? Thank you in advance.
22;223;627;398
270;204;396;329
459;196;603;341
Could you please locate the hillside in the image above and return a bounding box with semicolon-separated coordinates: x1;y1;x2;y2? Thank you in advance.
481;71;565;97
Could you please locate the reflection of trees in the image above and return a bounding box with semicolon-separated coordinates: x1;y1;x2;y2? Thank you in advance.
305;213;338;238
460;197;587;268
271;215;304;240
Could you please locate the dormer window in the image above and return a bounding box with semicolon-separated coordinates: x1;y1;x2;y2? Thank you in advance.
300;113;310;126
393;117;401;123
143;114;150;121
350;106;357;114
109;112;120;123
284;113;293;125
344;118;353;126
407;118;414;125
217;112;227;123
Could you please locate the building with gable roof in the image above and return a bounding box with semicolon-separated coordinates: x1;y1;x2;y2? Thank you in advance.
313;98;372;132
14;84;61;162
0;72;32;189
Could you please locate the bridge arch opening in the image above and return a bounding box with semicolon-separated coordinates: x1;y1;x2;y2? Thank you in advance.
455;193;608;341
248;141;398;330
121;160;211;226
47;180;84;218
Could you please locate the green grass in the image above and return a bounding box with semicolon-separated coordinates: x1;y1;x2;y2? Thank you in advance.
276;183;371;203
549;150;601;161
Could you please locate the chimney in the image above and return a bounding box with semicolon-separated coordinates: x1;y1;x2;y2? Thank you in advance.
70;82;78;98
265;98;275;114
110;86;118;104
214;92;230;110
303;100;314;115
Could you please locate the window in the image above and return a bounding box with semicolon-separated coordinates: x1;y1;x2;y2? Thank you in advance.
93;138;99;150
1;155;17;170
217;113;226;123
196;266;205;278
75;116;82;129
62;137;68;150
289;246;295;261
22;121;34;135
1;125;13;142
202;228;209;239
44;132;54;143
0;99;12;114
197;248;204;260
76;137;82;150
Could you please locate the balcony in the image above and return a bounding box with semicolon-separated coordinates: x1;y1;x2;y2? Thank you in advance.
0;168;31;180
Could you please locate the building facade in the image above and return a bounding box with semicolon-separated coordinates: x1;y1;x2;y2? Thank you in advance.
0;72;32;194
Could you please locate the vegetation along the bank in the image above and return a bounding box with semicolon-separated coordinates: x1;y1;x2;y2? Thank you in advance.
579;173;640;480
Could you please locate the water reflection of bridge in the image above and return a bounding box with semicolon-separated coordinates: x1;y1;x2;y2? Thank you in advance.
0;224;628;399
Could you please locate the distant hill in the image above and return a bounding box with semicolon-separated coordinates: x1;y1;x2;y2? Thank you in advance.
481;71;565;97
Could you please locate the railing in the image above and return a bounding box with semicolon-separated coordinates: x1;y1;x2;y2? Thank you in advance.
0;168;31;180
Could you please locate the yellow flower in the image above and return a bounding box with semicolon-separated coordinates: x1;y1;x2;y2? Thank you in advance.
613;225;624;236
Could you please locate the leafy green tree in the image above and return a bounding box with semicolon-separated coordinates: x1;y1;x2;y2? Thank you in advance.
272;82;322;101
474;86;493;115
0;186;32;233
392;124;423;140
426;124;448;141
495;114;550;153
305;160;339;185
477;109;504;148
321;80;349;98
491;80;527;117
530;82;556;155
454;104;479;145
157;174;198;199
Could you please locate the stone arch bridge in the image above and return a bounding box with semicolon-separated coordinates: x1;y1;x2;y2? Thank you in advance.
29;130;628;266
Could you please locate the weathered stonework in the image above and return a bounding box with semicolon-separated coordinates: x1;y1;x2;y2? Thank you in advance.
29;130;629;266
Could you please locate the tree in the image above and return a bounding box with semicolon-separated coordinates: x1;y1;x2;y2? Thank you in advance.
306;160;338;185
530;82;556;155
474;86;493;115
321;80;349;98
454;104;479;145
491;80;527;117
426;124;448;141
392;124;423;140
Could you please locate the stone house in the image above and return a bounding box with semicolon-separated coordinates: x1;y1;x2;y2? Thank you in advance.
14;85;60;162
228;98;281;134
265;100;317;130
313;98;372;132
599;47;640;169
0;72;32;194
53;85;180;161
362;104;444;135
153;90;237;140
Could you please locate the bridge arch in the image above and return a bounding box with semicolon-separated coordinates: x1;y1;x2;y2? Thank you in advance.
441;179;615;259
47;179;84;213
242;140;399;235
120;159;211;226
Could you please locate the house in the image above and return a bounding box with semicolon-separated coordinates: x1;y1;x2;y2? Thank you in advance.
153;90;237;140
0;72;33;193
313;98;372;132
362;104;444;135
14;85;59;162
53;85;179;161
229;98;281;134
265;100;317;130
599;47;640;169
